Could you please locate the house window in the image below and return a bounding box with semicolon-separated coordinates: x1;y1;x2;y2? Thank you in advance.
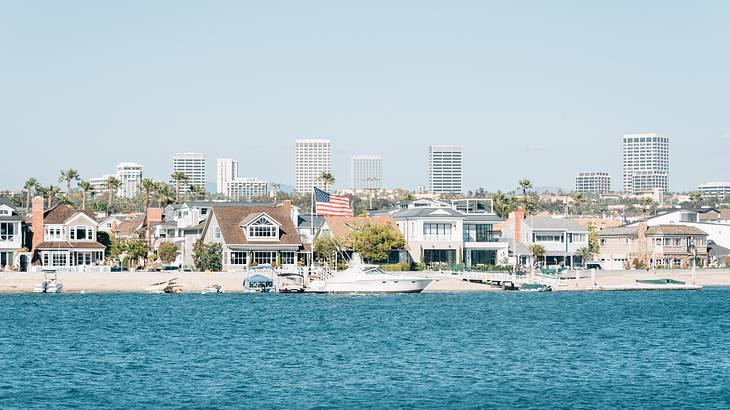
568;233;586;243
0;210;8;215
463;224;493;242
0;223;14;241
69;226;89;241
281;252;295;265
533;233;563;242
248;217;278;238
45;226;62;240
600;238;606;246
214;227;222;239
424;223;451;236
252;251;275;265
230;251;247;265
48;252;67;267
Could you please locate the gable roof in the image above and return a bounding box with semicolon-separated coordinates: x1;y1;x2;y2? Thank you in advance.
209;205;301;246
524;215;586;231
392;207;465;218
322;215;397;248
645;225;708;236
240;212;282;228
116;214;146;237
598;227;639;238
44;205;97;224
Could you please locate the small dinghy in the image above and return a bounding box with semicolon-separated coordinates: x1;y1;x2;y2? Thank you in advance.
202;284;224;294
33;270;64;293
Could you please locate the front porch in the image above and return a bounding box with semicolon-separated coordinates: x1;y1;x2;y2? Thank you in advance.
39;249;106;268
223;246;299;271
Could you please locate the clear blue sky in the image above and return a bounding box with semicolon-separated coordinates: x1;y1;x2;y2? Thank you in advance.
2;1;728;192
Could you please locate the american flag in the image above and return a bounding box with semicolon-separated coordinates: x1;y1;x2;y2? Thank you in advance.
314;187;353;216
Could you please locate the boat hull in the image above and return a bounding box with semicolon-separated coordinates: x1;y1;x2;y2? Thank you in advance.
308;278;433;294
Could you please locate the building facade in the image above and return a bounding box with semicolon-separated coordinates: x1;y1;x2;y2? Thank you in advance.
216;158;239;195
295;139;331;193
0;199;25;271
622;133;670;193
226;177;269;201
89;175;112;196
173;152;206;194
575;172;611;194
428;145;463;195
698;182;730;199
351;154;383;192
116;162;143;199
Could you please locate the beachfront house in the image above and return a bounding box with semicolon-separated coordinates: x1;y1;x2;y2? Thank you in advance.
501;210;589;268
392;206;508;268
598;223;708;270
30;196;105;270
0;199;26;271
201;200;302;271
625;208;730;249
317;215;406;263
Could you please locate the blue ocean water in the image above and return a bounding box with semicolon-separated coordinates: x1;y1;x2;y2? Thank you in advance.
1;289;729;409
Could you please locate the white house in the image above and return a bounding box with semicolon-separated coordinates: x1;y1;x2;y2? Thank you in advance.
392;207;508;267
626;208;730;249
0;199;25;271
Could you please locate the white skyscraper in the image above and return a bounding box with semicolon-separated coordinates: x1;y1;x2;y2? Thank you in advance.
115;162;143;199
351;155;383;192
622;134;670;193
226;177;270;200
428;145;463;195
172;152;206;194
216;158;239;195
295;139;331;193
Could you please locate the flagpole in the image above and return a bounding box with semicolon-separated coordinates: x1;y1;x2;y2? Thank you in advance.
310;187;314;266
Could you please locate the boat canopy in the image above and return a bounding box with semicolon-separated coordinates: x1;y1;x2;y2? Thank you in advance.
247;274;273;284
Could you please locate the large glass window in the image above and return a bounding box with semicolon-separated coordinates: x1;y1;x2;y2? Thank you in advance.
281;252;295;265
230;251;247;265
423;249;456;265
69;226;90;241
463;224;493;242
423;223;451;236
252;251;275;265
0;223;14;241
45;226;62;240
248;217;278;238
533;232;563;242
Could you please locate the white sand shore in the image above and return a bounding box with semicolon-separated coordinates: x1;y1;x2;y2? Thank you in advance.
1;269;729;293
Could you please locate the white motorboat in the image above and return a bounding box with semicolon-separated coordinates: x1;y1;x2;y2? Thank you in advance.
33;271;64;293
201;284;224;294
308;258;434;294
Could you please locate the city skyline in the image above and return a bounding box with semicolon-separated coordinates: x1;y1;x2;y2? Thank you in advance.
2;2;729;191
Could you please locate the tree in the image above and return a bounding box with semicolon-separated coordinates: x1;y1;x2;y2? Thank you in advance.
493;191;517;219
349;223;405;263
46;185;60;208
529;244;546;267
576;247;593;266
106;176;121;214
313;236;339;266
141;178;156;211
189;184;207;200
586;222;600;254
192;239;222;271
318;171;335;192
78;180;94;210
24;178;39;209
58;169;80;195
171;171;189;203
123;239;149;268
518;179;533;196
96;231;112;255
572;192;586;215
639;197;655;218
689;191;703;209
157;242;179;264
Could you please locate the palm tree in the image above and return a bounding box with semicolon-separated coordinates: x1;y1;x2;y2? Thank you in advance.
189;184;207;201
141;178;156;211
46;185;60;208
318;171;335;193
106;176;121;214
529;244;546;269
171;171;189;203
493;191;517;219
572;192;586;216
23;178;39;209
155;182;175;206
517;179;533;197
689;191;703;209
639;197;655;218
78;180;94;210
576;247;593;267
58;169;80;195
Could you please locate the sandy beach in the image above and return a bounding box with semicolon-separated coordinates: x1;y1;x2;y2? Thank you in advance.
1;269;729;293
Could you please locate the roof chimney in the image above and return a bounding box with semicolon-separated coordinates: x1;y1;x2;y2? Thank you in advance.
513;208;525;242
31;196;44;252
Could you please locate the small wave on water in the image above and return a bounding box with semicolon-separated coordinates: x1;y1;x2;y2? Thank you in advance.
1;289;729;408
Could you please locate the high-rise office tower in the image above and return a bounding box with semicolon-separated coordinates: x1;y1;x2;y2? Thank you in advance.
428;145;463;195
622;134;670;193
172;152;206;194
575;172;611;194
351;155;383;192
295;139;331;193
216;158;239;195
